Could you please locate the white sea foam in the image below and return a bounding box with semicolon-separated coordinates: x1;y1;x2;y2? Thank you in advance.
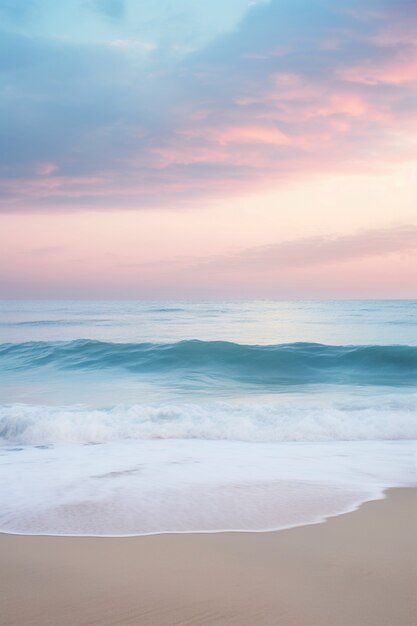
1;395;417;445
0;439;416;536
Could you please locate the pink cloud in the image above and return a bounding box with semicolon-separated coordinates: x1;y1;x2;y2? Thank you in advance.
317;93;369;117
339;54;417;86
35;162;59;176
215;125;292;146
192;225;417;273
1;0;417;213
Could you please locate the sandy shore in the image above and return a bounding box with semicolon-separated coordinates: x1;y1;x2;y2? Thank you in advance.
1;488;416;626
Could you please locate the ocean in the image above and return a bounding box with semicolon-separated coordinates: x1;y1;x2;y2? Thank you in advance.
0;300;416;535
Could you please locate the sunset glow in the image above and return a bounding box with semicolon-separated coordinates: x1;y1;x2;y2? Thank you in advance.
1;0;416;297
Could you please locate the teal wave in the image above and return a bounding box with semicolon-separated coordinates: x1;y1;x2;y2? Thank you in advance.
1;339;416;386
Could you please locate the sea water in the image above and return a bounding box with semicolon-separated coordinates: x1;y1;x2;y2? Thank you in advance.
0;300;416;535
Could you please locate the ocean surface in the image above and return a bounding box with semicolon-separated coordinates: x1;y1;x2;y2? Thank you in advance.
0;300;416;535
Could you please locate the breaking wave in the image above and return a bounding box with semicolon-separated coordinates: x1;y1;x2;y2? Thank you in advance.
1;395;416;444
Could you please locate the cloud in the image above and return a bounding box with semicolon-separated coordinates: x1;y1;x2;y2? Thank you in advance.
193;225;417;273
0;0;416;211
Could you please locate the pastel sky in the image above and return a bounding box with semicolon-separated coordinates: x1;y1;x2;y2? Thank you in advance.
1;0;416;298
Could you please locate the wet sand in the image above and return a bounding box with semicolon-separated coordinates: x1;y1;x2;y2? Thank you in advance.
1;488;416;626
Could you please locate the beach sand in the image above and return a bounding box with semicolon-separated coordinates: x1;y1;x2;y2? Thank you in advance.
1;488;416;626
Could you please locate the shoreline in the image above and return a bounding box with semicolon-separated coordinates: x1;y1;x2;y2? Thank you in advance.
0;483;387;539
3;438;415;537
2;487;416;626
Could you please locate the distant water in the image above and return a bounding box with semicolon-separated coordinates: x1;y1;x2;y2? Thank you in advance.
0;300;416;536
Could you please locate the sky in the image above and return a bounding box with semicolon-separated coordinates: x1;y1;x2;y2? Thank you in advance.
0;0;416;298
